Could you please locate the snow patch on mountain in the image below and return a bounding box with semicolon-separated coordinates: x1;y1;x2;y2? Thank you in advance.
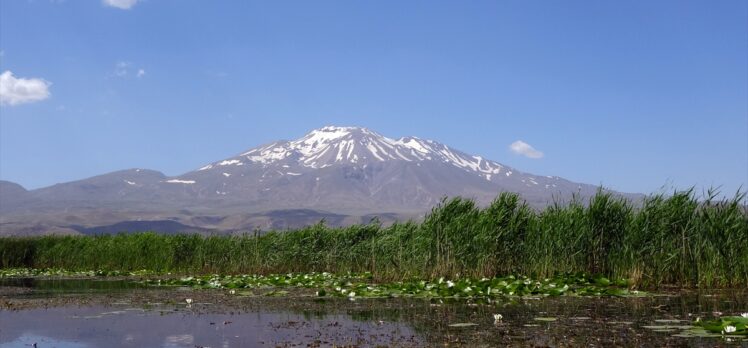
218;160;243;166
166;179;196;184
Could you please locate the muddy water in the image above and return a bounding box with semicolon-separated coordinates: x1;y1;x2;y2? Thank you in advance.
0;279;746;347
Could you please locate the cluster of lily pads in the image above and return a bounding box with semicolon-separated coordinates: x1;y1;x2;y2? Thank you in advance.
144;272;372;290
643;314;748;340
144;272;642;299
0;268;156;277
695;314;748;336
0;268;643;298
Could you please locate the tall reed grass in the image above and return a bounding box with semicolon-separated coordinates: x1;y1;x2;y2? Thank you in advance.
1;189;745;288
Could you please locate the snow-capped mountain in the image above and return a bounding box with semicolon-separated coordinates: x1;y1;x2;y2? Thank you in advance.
197;126;505;181
0;126;639;235
169;126;576;210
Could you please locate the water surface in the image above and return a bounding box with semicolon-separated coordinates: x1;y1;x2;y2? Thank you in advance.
1;278;746;347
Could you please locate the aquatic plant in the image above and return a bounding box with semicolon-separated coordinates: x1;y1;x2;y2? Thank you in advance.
0;268;155;277
0;189;745;288
138;272;641;299
695;315;748;336
493;314;503;323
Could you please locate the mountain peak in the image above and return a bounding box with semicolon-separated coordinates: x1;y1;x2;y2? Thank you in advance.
298;126;380;149
314;125;372;133
197;126;507;182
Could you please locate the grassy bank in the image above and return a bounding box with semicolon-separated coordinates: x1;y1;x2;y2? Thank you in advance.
1;190;746;288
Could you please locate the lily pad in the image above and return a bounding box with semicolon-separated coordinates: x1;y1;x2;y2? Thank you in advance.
534;317;557;322
671;327;729;338
263;290;289;297
448;323;478;327
642;325;694;330
693;316;748;335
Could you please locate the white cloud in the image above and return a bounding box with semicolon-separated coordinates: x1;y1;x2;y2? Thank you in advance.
0;70;51;106
112;61;146;79
509;140;544;159
114;61;131;77
102;0;138;10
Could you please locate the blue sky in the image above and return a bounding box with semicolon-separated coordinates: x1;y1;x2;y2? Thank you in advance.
1;0;746;196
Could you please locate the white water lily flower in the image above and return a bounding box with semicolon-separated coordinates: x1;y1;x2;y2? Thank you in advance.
493;314;503;322
229;289;236;295
185;298;193;304
348;292;356;298
447;281;455;288
741;313;748;318
723;325;736;334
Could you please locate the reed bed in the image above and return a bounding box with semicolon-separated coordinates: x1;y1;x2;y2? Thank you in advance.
1;189;745;288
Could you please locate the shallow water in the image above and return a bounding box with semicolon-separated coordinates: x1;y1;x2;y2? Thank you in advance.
0;277;146;292
0;279;746;347
1;306;421;347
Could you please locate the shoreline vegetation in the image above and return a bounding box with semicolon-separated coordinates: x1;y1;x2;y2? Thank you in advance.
1;190;746;288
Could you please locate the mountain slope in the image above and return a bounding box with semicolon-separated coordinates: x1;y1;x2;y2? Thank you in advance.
176;126;604;211
0;181;35;214
0;126;640;235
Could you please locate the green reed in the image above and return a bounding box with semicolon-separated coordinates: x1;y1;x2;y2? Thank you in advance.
1;189;745;288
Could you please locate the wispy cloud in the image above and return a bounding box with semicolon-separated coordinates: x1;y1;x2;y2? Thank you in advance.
112;61;146;79
0;70;51;106
102;0;139;10
509;140;544;159
114;61;131;77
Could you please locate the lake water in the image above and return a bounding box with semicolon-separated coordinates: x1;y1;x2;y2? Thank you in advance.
0;278;746;347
